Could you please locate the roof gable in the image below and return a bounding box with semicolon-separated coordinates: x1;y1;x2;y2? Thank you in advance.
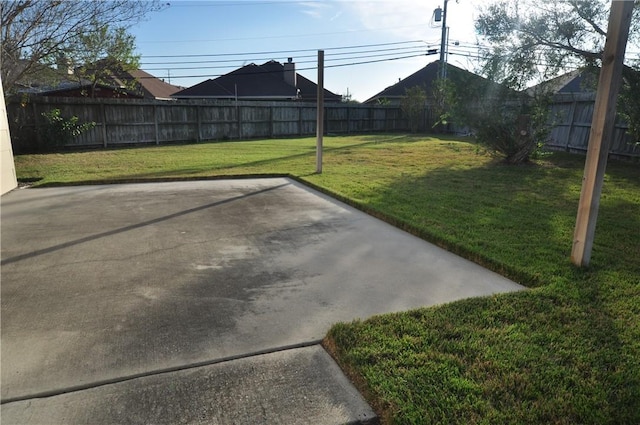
174;62;296;99
364;61;493;103
125;69;183;99
525;68;598;96
172;60;341;101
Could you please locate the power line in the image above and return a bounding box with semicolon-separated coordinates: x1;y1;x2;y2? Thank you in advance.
141;40;425;58
140;45;429;66
138;52;429;80
142;49;428;71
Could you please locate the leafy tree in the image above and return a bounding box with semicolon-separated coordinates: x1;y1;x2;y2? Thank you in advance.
1;0;163;95
619;66;640;143
475;0;640;90
431;77;457;129
71;22;141;97
400;86;427;133
472;0;640;161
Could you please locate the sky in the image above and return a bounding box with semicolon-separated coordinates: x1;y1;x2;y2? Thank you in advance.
129;0;485;102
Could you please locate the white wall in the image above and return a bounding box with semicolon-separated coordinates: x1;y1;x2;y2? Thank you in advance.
1;76;18;195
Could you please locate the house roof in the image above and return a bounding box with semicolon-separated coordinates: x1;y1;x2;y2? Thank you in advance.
364;61;512;103
172;60;341;101
525;69;598;96
18;75;144;98
124;69;183;99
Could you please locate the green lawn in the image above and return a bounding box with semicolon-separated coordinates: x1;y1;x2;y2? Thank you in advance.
13;135;640;424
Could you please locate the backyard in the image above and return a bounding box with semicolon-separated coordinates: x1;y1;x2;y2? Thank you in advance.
13;134;640;424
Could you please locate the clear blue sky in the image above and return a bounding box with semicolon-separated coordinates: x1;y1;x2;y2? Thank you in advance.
129;0;482;102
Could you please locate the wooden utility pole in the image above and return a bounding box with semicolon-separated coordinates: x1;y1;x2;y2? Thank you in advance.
571;0;634;267
316;50;324;174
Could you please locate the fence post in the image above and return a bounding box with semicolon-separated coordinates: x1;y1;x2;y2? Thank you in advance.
384;107;388;133
153;104;159;145
565;98;577;150
196;103;202;143
32;100;42;148
100;103;108;148
346;105;351;134
298;105;303;136
237;104;242;140
270;106;274;138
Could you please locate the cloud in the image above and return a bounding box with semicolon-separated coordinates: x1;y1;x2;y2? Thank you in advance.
345;0;432;39
299;2;331;19
344;0;479;44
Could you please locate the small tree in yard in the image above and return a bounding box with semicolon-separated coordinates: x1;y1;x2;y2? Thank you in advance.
71;21;141;97
1;0;162;96
468;94;552;164
401;86;427;133
431;77;459;131
435;72;552;164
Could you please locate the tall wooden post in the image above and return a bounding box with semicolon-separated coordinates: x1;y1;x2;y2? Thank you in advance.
316;50;324;174
571;0;634;267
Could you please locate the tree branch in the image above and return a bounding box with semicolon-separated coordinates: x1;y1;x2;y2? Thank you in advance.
568;0;607;37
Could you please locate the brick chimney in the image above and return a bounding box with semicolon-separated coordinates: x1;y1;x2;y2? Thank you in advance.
284;57;296;87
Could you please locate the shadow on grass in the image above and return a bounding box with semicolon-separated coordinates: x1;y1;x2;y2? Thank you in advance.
35;134;435;185
322;155;640;424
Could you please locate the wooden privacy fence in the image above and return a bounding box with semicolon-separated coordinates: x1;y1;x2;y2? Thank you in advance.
7;97;409;153
9;94;639;159
546;93;639;159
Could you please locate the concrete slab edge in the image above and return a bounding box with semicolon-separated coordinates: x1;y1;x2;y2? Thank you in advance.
1;339;324;405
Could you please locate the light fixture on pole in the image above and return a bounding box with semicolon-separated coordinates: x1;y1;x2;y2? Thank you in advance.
434;0;448;79
434;0;458;79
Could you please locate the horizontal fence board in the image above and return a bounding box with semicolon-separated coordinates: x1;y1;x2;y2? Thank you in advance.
8;94;638;160
7;97;410;153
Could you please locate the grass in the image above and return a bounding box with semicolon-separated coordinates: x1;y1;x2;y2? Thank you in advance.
13;135;640;424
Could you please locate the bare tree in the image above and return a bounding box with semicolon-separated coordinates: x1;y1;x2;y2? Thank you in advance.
1;0;163;94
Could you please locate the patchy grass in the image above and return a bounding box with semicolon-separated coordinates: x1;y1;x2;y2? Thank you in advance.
13;134;640;424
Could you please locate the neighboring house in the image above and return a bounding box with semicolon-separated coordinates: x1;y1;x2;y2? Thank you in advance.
16;62;182;100
27;78;145;99
127;69;183;100
525;68;598;97
364;61;505;133
364;61;494;105
172;58;342;102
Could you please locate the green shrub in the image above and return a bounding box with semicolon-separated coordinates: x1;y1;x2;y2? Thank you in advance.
39;108;95;150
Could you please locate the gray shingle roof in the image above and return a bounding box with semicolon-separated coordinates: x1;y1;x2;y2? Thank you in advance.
172;60;341;101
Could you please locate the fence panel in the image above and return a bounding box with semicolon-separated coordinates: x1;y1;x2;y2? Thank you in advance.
8;95;639;159
546;93;638;159
7;98;408;153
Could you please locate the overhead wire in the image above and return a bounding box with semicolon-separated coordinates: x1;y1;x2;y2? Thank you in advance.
140;44;432;66
137;39;434;79
141;40;425;59
136;52;430;80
